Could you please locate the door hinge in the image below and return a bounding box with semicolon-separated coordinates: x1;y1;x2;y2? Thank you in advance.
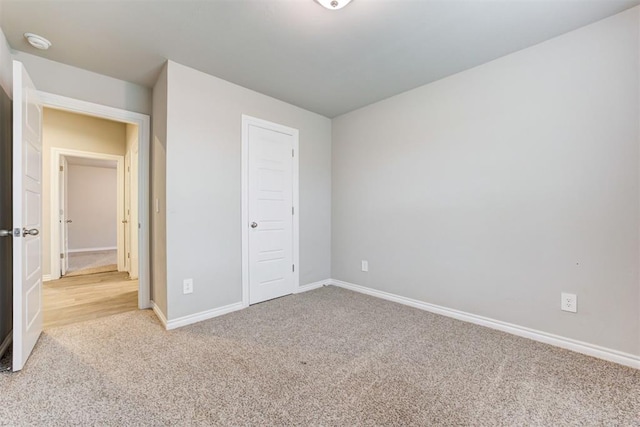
292;206;294;215
292;149;294;157
292;264;295;272
127;252;130;259
60;253;64;259
59;165;64;172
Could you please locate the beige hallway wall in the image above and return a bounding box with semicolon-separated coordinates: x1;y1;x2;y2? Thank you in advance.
67;164;118;251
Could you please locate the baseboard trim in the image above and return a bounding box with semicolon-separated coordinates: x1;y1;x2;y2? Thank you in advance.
158;280;329;330
165;302;245;330
0;331;12;359
294;279;330;294
151;302;168;329
42;274;52;282
68;247;117;253
330;279;640;369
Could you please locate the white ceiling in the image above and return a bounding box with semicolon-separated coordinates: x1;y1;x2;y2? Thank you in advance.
1;0;638;117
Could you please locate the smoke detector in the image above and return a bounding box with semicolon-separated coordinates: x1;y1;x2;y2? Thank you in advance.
315;0;352;10
24;33;51;50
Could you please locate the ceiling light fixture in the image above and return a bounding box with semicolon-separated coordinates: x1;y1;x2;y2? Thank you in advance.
24;33;51;50
315;0;352;10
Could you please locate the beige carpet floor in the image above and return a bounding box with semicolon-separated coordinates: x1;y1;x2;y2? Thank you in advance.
0;286;639;426
66;250;117;276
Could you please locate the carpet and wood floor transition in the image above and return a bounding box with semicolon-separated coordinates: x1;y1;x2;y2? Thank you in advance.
66;250;118;276
43;271;138;328
1;286;638;425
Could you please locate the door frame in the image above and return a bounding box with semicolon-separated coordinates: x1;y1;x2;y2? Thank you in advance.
241;115;299;307
124;149;131;273
59;155;69;276
39;91;151;309
51;149;125;275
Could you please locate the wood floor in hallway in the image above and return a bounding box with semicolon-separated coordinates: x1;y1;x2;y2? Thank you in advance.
43;271;138;329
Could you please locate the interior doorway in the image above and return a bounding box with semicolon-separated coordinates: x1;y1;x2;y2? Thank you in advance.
35;90;151;312
41;106;143;328
59;154;121;277
36;97;149;328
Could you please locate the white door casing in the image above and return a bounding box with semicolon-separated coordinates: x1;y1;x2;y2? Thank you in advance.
59;156;69;275
12;60;43;372
124;150;131;273
129;139;139;279
242;116;299;305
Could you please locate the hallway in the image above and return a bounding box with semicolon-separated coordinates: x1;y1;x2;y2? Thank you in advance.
66;250;118;276
43;271;138;329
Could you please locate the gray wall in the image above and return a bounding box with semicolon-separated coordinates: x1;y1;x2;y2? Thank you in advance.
164;61;331;320
332;8;640;356
0;26;11;355
151;64;168;316
0;75;11;355
0;26;11;98
12;51;151;115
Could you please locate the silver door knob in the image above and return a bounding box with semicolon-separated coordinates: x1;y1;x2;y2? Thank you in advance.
122;220;128;224
22;228;39;237
250;222;258;228
65;220;72;223
0;229;12;237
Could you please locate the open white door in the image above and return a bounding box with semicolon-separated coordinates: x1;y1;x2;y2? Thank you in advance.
59;156;69;276
12;61;43;372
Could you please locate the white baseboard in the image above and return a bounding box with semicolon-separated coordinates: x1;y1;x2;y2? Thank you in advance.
0;331;12;359
42;274;52;282
330;279;640;369
151;302;168;329
294;279;330;294
165;301;245;330
68;247;117;253
161;281;330;331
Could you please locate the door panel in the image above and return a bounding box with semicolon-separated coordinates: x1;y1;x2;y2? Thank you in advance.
248;124;294;304
12;60;43;372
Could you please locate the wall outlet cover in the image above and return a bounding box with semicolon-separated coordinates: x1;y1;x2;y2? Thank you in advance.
561;292;577;313
361;260;369;272
183;278;193;294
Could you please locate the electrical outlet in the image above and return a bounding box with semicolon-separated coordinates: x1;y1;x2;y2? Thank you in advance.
183;278;193;294
561;292;577;313
361;260;369;272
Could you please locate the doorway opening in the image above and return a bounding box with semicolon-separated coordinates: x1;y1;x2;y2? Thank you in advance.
42;106;144;328
59;154;121;277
